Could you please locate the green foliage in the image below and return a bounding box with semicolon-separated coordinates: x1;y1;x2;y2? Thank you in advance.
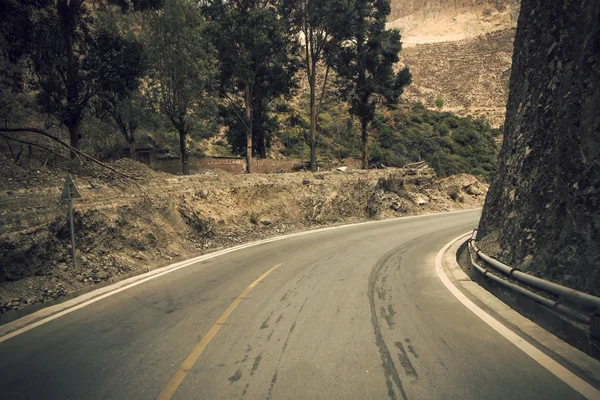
449;189;459;201
203;0;299;159
0;0;149;150
434;97;444;110
281;0;353;170
144;0;218;173
370;106;500;182
332;0;411;167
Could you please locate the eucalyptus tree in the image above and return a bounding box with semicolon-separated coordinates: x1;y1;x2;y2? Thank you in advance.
281;0;351;171
144;0;218;174
333;0;411;169
202;0;298;172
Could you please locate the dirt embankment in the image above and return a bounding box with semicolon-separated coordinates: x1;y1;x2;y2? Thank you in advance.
0;157;487;314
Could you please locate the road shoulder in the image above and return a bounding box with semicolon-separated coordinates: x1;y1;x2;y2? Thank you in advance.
438;233;600;396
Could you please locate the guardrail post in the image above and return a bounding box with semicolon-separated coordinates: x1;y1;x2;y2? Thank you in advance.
592;310;600;339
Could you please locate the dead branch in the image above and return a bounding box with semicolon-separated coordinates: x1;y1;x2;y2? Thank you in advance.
0;127;141;180
0;133;70;160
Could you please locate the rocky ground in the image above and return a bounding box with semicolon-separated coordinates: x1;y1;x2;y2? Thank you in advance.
0;155;488;315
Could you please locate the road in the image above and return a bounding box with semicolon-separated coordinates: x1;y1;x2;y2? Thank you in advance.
0;210;588;399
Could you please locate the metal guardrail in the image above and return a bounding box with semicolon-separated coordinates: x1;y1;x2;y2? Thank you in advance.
466;230;600;326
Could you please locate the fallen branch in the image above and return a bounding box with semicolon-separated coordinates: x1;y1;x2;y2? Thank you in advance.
0;127;141;180
0;133;69;160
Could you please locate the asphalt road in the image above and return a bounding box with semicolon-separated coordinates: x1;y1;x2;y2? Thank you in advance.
0;210;586;399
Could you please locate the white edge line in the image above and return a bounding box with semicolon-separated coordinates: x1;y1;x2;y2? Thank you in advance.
0;208;479;343
435;233;599;399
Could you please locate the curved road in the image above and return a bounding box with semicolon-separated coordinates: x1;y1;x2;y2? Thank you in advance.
0;210;587;399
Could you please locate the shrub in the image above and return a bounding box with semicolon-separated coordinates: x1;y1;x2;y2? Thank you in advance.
449;189;460;201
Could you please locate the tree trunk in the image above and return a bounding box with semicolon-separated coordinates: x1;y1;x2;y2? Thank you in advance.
254;102;267;159
361;118;368;169
179;128;187;175
67;122;80;159
60;1;80;155
129;136;136;161
245;86;253;174
309;67;317;172
257;132;266;159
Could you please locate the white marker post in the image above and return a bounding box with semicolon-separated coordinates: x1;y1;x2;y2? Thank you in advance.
60;175;81;269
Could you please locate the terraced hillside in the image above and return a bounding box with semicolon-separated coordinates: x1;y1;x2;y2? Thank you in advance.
388;0;520;127
400;29;515;126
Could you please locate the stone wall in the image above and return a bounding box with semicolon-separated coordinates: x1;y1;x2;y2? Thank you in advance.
478;0;600;295
151;157;365;175
151;157;245;175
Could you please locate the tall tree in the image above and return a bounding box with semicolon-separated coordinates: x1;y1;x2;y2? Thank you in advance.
144;0;217;174
0;0;153;154
202;0;298;172
281;0;350;171
91;12;146;161
334;0;411;169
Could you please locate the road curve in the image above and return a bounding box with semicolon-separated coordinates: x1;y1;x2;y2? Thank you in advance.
0;210;586;399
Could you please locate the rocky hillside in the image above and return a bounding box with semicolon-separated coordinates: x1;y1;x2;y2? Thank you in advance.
477;0;600;296
400;29;514;126
0;156;487;314
389;0;519;42
389;0;520;126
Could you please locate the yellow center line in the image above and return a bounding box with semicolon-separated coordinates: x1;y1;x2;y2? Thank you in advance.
156;263;283;400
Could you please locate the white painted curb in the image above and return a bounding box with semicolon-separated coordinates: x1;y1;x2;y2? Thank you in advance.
435;233;600;399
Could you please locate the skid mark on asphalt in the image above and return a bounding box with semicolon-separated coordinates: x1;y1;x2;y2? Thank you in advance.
380;304;397;329
250;353;262;376
298;297;308;313
266;371;278;400
241;383;249;397
228;368;242;383
260;312;274;330
234;354;248;365
369;245;409;400
394;342;418;381
368;233;438;400
282;315;298;353
262;296;308;398
280;290;291;302
404;338;418;358
380;306;395;329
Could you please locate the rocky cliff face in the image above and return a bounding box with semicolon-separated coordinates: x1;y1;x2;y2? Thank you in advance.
477;0;600;295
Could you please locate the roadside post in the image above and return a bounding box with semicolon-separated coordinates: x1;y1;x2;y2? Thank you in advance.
60;175;81;269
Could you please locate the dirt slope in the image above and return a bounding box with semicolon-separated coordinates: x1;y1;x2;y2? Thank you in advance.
0;157;487;314
388;0;520;127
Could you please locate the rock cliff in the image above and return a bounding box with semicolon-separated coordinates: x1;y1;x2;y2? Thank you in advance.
477;0;600;295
